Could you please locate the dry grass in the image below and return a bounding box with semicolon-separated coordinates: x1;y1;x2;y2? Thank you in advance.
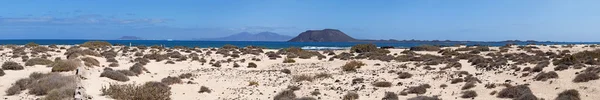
341;61;365;72
101;82;172;100
2;61;23;70
50;59;81;72
25;58;53;66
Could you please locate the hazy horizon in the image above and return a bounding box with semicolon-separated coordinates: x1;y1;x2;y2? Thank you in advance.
1;0;600;42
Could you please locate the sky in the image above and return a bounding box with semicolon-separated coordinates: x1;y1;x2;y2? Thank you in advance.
1;0;599;41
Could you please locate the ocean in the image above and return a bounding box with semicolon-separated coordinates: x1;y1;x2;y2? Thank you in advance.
1;39;599;49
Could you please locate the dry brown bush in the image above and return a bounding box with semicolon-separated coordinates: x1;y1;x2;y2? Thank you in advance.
82;57;100;67
341;61;365;72
2;61;23;70
25;58;53;66
101;82;171;100
50;59;80;72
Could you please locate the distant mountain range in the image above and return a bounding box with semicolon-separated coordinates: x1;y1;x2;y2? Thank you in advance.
201;32;293;41
118;36;143;40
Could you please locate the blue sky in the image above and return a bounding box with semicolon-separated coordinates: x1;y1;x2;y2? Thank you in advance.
1;0;599;41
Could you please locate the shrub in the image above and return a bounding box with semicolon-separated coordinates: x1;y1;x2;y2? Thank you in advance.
398;72;413;79
161;76;182;85
350;44;378;53
82;57;100;67
117;70;137;76
342;92;359;100
248;62;257;68
165;60;175;64
296;97;317;100
534;71;559;81
451;78;464;84
81;41;112;48
461;82;476;90
248;81;259;86
50;60;80;72
373;81;392;87
101;82;172;100
129;63;148;75
179;73;194;79
2;61;23;70
283;58;296;63
281;69;291;74
27;73;77;96
407;96;440;100
293;74;313;82
100;70;130;82
25;58;53;66
461;90;478;98
555;89;580;100
341;61;365;72
198;86;211;93
382;92;398;100
25;42;39;47
106;57;118;63
222;44;238;49
274;90;296;100
573;72;599;83
410;45;441;51
0;69;4;76
314;72;332;79
43;86;75;100
108;62;119;67
497;85;537;99
555;64;569;71
405;84;430;94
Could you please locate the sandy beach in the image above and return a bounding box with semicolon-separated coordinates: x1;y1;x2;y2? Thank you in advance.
1;42;599;100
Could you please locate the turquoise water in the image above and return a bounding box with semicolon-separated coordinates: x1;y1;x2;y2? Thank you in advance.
0;39;598;49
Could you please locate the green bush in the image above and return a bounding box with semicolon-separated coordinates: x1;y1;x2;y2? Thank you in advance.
25;58;53;66
101;82;171;100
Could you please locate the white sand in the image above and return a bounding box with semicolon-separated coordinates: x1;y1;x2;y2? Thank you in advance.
1;44;599;100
